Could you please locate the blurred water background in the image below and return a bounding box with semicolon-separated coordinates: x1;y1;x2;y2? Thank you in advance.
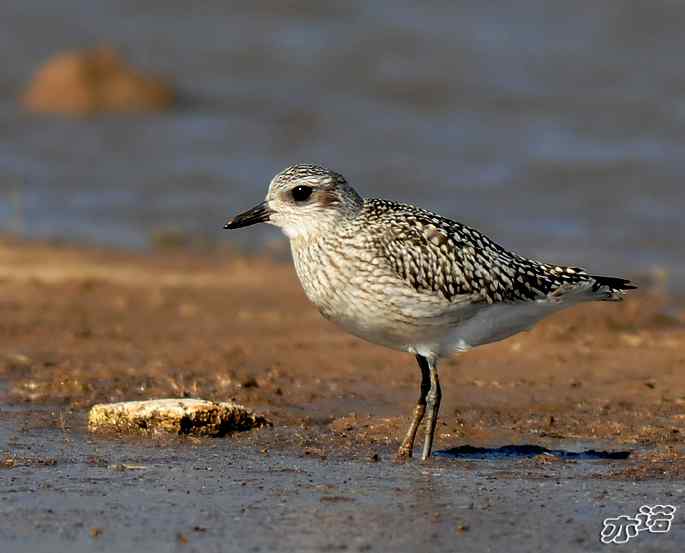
0;1;683;287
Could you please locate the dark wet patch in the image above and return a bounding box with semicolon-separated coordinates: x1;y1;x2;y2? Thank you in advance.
434;444;631;461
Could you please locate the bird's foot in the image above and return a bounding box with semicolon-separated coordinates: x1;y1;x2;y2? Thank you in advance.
396;444;413;460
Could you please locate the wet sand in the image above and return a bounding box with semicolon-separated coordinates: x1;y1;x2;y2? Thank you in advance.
1;237;684;551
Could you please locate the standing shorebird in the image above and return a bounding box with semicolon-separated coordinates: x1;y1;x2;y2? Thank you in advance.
224;164;636;460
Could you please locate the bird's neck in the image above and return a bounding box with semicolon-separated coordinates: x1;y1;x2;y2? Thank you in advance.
281;211;354;244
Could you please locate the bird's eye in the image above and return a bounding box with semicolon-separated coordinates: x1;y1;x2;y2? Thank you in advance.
291;185;313;202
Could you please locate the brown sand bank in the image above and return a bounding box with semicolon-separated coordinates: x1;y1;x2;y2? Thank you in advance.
1;237;684;478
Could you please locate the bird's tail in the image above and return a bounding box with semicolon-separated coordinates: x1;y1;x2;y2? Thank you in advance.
589;275;637;301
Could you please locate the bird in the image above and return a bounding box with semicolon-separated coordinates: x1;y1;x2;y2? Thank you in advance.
224;163;636;461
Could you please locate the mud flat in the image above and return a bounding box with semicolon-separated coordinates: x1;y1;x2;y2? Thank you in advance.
1;238;684;551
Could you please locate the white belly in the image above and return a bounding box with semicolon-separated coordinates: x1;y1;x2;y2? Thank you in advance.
431;300;566;355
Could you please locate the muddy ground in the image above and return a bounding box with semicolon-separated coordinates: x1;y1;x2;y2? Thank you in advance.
1;237;684;552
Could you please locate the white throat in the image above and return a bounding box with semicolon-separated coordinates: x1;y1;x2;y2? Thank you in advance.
276;219;325;240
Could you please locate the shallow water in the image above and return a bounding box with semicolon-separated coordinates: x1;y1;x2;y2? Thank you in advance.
1;1;684;288
1;401;683;553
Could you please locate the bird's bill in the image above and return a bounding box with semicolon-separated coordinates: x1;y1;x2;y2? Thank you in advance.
223;202;272;229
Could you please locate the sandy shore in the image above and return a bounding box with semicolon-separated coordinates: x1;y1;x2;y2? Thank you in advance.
1;237;685;551
1;236;683;475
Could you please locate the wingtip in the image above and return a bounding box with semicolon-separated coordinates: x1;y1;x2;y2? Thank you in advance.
591;275;637;292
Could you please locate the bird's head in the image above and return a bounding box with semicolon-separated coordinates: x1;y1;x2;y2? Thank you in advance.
224;164;363;239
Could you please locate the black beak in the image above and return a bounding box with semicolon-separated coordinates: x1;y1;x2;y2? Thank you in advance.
223;202;272;229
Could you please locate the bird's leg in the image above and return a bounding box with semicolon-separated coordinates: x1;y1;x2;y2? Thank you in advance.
397;354;431;458
421;356;441;461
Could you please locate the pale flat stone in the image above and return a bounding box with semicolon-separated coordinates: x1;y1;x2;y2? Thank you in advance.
88;398;269;436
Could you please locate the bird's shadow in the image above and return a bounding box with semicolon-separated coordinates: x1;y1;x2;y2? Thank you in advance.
434;444;631;460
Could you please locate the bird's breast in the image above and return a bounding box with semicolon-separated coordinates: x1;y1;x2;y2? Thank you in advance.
290;237;371;319
289;237;466;352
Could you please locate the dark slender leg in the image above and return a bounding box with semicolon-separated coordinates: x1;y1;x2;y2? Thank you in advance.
397;355;431;458
421;356;441;461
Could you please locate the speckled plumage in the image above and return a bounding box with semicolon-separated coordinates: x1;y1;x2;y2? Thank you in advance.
225;163;636;459
364;198;629;304
277;171;633;356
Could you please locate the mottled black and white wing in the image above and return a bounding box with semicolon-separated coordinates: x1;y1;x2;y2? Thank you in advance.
368;199;635;304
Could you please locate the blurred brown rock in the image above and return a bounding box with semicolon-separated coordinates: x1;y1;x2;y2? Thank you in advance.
21;46;175;115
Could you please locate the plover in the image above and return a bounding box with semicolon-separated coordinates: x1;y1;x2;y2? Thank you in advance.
224;164;636;460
